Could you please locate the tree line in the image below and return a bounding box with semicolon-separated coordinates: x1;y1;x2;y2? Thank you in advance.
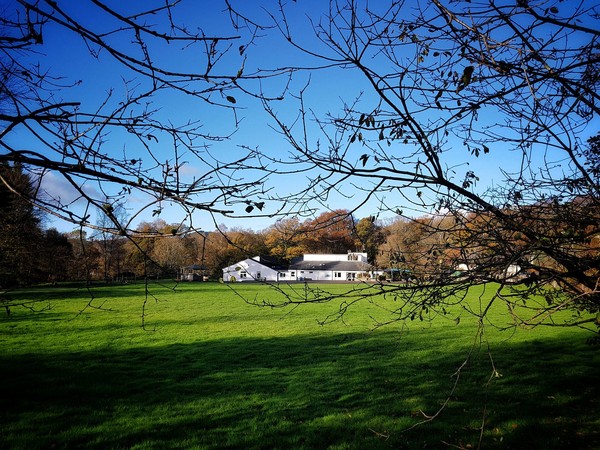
3;158;597;296
0;165;385;286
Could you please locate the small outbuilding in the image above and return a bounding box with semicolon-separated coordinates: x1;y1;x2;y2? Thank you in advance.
180;264;209;281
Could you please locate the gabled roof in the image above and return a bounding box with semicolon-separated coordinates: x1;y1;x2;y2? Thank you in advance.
252;255;288;270
223;256;287;272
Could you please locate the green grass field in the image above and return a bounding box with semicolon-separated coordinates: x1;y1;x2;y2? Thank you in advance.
1;281;598;449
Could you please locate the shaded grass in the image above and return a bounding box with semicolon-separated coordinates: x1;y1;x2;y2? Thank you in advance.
1;281;598;449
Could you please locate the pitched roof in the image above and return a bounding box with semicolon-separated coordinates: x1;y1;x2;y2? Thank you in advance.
252;255;288;270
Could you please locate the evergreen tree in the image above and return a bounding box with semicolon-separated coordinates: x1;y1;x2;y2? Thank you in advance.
0;163;43;287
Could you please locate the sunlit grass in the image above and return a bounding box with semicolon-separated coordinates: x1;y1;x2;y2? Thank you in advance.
1;281;598;449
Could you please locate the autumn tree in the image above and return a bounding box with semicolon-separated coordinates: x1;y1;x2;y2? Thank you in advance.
203;227;268;279
353;216;385;264
377;218;423;279
302;210;357;254
93;203;128;282
182;230;209;270
152;235;195;277
122;219;191;278
264;217;306;262
66;230;101;281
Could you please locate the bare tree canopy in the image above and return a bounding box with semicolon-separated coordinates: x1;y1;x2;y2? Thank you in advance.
0;1;599;334
225;0;600;334
0;0;277;236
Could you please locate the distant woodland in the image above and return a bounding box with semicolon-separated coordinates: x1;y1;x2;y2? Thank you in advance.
2;162;597;290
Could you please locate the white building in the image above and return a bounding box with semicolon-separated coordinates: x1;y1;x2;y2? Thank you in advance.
223;252;378;282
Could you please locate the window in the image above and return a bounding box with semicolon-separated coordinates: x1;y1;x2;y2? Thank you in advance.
240;271;247;278
334;272;342;278
280;273;286;278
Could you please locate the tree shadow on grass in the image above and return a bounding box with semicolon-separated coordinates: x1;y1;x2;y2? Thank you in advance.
1;333;598;449
1;281;188;325
1;280;181;304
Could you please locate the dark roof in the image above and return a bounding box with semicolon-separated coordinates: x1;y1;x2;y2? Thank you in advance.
254;255;288;270
182;264;207;270
289;260;373;271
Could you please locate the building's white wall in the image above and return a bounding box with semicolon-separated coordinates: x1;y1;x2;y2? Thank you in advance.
285;268;374;281
277;269;297;281
294;269;333;281
303;253;368;262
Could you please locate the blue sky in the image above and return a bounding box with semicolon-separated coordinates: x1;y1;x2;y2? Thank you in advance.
7;0;391;232
6;0;599;233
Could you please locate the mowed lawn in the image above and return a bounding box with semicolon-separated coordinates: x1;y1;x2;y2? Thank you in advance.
1;282;598;449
